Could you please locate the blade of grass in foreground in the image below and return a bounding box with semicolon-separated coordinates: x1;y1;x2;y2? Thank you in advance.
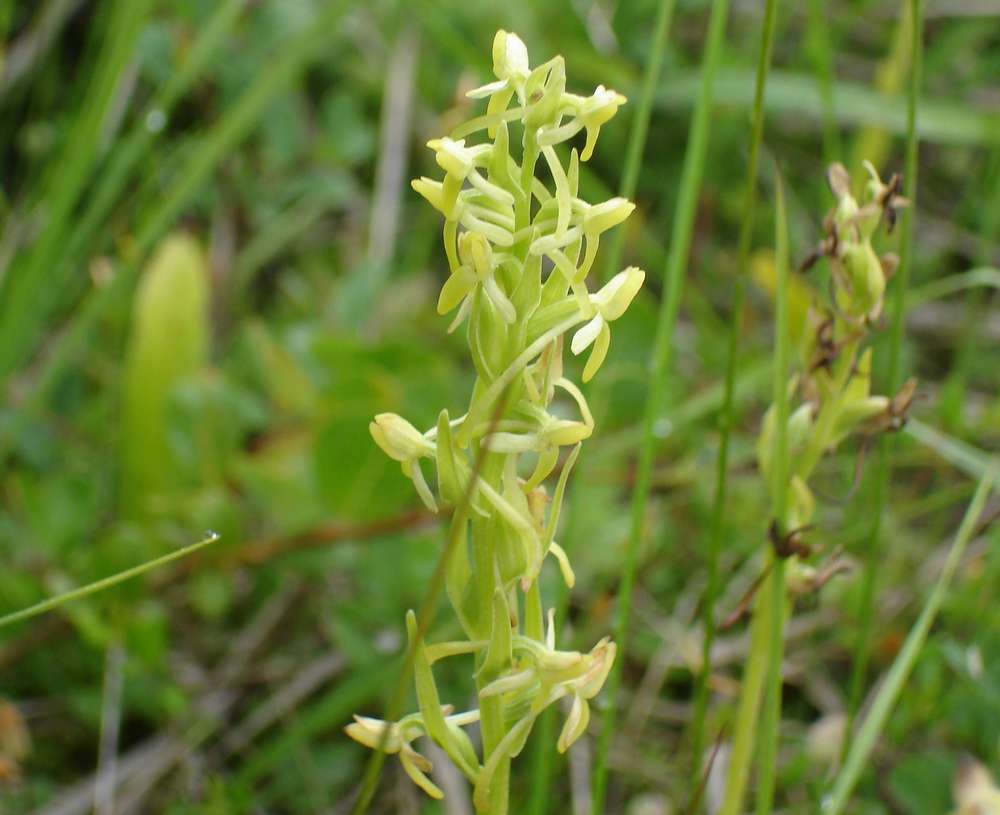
528;3;676;812
823;466;995;815
754;166;791;815
688;0;780;784
0;534;219;630
591;0;732;810
844;0;922;755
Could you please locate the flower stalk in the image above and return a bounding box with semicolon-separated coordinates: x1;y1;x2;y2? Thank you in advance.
720;160;912;815
348;31;642;813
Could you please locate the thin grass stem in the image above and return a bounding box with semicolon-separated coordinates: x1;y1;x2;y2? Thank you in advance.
805;0;841;162
0;534;219;630
12;0;349;415
0;0;154;380
688;0;780;782
844;0;922;753
527;5;676;811
591;0;732;809
754;166;791;815
600;0;677;283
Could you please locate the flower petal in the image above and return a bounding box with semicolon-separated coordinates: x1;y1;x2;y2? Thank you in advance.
571;314;603;356
557;694;589;753
581;322;611;383
400;747;445;799
438;267;476;314
548;541;576;588
466;78;509;99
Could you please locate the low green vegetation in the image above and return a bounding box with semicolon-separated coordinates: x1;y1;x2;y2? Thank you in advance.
1;2;998;813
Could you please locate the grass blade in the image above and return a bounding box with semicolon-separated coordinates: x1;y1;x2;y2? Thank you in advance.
0;0;155;380
591;0;732;809
528;3;676;811
905;418;997;481
844;0;923;753
823;466;996;815
599;0;677;283
805;0;841;162
0;534;219;630
57;0;251;303
656;68;999;147
13;0;349;411
906;266;1000;307
754;165;791;815
688;0;781;781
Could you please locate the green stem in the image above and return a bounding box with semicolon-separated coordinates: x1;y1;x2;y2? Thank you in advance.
754;167;791;814
844;0;922;753
793;337;859;480
529;5;678;809
472;454;510;815
755;560;787;815
718;578;774;815
805;0;841;163
689;0;780;782
600;0;677;283
0;534;219;629
592;0;732;809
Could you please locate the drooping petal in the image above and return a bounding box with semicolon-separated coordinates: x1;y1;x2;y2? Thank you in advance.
548;541;576;588
571;314;604;356
400;746;445;799
403;459;438;513
438;267;477;314
581;321;611;383
557;694;590;752
447;295;474;334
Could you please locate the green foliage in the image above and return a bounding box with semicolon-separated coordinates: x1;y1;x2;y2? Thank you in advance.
2;2;999;813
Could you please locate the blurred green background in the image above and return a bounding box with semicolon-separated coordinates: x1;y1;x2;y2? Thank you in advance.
1;0;999;812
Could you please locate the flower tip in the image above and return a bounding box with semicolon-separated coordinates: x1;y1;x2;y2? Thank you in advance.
492;29;529;81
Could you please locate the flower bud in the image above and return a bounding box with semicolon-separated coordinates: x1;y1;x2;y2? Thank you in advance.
492;29;529;83
345;716;403;753
840;242;885;317
427;137;481;180
584;197;635;237
593;266;645;321
370;413;433;462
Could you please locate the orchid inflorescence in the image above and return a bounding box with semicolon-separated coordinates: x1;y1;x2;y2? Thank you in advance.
348;30;643;812
759;161;914;594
